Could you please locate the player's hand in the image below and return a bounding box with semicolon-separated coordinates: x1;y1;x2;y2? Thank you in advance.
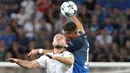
6;58;18;63
27;49;39;58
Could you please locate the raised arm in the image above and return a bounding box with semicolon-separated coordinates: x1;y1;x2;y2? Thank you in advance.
6;58;40;69
46;52;74;65
54;56;74;65
71;16;85;33
28;49;53;58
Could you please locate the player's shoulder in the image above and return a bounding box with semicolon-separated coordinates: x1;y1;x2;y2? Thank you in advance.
63;51;72;54
70;35;85;44
72;32;86;41
62;51;73;57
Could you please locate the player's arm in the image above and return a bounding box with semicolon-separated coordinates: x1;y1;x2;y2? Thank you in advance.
28;49;53;58
37;49;53;54
71;16;85;33
54;56;74;65
46;52;74;65
6;58;40;69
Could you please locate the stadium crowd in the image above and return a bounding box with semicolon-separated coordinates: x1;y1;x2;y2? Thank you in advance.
0;0;130;62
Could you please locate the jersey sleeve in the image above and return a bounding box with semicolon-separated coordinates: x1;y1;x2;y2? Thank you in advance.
36;55;48;68
66;36;84;52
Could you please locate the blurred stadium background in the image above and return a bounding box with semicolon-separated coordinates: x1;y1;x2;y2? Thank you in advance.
0;0;130;73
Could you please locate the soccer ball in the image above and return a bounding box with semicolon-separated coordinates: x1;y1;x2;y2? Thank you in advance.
60;1;78;17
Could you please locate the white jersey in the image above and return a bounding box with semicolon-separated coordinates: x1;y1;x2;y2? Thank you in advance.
37;51;73;73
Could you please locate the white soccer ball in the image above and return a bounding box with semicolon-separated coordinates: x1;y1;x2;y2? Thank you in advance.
60;1;78;17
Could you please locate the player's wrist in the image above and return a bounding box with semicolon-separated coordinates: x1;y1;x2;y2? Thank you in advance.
38;49;43;54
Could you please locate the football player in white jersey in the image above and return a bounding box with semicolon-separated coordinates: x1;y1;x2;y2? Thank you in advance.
6;33;74;73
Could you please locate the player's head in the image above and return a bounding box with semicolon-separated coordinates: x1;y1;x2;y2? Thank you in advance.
52;33;67;53
62;22;78;40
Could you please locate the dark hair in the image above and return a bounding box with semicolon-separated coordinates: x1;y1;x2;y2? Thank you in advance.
63;22;77;33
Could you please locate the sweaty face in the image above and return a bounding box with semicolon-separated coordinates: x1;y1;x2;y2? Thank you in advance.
53;34;67;47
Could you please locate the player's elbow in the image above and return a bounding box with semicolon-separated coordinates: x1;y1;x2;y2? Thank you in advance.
27;66;32;69
28;62;38;69
66;58;74;65
26;63;34;69
20;65;32;69
67;60;74;65
28;64;35;69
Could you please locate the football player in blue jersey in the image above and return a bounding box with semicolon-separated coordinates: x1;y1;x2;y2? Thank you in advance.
28;16;90;73
62;16;89;73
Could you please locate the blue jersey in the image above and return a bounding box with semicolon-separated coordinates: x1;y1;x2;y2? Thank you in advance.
66;33;89;73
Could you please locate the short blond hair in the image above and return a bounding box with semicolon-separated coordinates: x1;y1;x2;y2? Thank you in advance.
52;33;67;47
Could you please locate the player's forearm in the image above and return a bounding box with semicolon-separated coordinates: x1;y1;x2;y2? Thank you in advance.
54;56;74;65
71;16;85;33
16;59;34;69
